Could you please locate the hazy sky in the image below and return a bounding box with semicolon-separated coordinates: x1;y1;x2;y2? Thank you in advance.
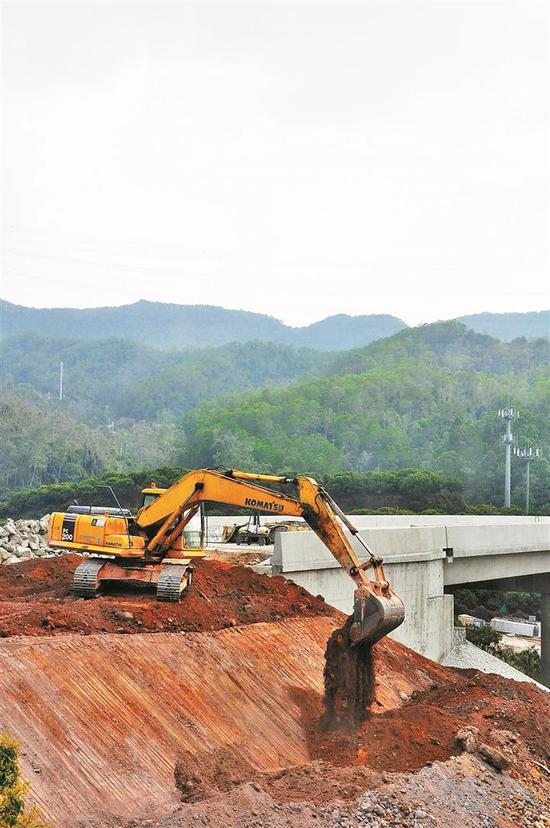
1;1;548;326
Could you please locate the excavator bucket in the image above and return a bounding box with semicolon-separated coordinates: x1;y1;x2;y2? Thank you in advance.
349;585;405;647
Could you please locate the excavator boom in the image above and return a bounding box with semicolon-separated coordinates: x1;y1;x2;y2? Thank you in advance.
48;468;405;645
133;469;404;645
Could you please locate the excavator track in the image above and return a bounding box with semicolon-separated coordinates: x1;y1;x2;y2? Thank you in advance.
157;564;193;602
72;559;106;598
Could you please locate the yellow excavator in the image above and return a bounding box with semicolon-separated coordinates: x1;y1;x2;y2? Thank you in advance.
48;468;405;646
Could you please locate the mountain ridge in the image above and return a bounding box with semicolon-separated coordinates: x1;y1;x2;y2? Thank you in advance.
0;299;405;351
1;299;547;348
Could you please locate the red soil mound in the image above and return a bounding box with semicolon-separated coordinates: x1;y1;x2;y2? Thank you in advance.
173;664;550;809
175;745;379;806
300;668;550;777
0;554;338;637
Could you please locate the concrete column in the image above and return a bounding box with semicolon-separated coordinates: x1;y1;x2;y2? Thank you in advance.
541;593;550;689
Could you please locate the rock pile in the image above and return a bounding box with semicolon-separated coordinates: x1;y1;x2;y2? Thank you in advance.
0;515;53;565
353;792;434;827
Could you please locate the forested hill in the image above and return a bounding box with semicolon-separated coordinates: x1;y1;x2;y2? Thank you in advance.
0;300;405;350
179;322;549;508
456;311;549;342
325;321;549;377
0;335;326;419
1;320;548;510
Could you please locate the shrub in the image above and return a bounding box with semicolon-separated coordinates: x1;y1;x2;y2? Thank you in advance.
505;647;541;682
465;624;501;655
0;731;47;827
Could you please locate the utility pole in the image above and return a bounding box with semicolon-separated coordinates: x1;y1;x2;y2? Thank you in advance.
498;408;517;508
514;446;541;514
59;361;64;401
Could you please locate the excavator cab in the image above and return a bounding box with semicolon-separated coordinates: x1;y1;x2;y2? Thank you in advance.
139;484;167;508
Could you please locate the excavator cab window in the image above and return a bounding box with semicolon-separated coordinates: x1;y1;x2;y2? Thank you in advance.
140;486;166;509
142;494;158;507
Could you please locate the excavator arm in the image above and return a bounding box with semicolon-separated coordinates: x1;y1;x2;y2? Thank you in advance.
136;468;405;646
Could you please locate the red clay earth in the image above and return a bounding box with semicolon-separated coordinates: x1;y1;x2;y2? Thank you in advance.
172;669;550;807
2;555;549;827
301;670;550;776
0;554;339;637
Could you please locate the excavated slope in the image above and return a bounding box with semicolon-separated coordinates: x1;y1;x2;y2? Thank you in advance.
1;557;548;828
0;617;448;827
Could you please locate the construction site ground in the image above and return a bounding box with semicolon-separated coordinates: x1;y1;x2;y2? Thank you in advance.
0;554;548;827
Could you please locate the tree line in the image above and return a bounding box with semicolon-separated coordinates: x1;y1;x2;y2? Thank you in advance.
0;467;470;519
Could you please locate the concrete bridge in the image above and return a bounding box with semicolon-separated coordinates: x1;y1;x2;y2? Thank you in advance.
261;516;550;686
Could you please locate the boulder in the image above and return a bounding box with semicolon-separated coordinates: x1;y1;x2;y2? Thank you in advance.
115;611;134;621
455;726;479;753
478;742;510;771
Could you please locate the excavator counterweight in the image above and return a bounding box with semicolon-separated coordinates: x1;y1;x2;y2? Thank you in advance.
48;468;405;646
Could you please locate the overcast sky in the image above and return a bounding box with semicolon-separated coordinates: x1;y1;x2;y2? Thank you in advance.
1;1;548;326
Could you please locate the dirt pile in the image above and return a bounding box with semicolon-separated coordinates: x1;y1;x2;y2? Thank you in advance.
174;745;379;806
165;627;550;827
156;755;550;828
301;667;550;778
0;554;338;637
323;616;376;729
163;666;550;827
170;666;550;799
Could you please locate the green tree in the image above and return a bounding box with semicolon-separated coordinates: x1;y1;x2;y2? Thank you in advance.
505;647;541;682
465;625;501;655
0;732;47;827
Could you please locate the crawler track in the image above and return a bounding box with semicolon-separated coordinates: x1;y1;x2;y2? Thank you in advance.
72;559;105;597
157;564;193;601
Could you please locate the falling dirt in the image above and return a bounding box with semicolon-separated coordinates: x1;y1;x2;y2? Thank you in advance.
322;615;376;729
0;553;338;637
